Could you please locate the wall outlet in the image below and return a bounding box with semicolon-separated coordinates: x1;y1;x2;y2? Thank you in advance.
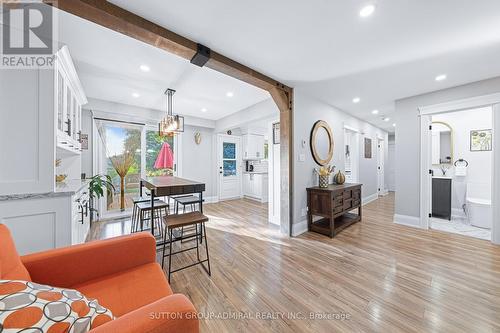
298;154;305;162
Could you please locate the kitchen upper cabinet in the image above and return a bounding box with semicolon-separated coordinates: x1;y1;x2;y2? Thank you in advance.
55;46;87;155
242;134;265;160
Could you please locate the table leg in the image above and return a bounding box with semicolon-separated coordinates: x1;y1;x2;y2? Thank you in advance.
151;189;155;236
139;180;143;197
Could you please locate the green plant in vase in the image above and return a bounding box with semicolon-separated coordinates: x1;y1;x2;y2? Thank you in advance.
88;174;115;221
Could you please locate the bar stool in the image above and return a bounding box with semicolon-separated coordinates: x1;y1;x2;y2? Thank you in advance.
131;195;159;233
161;212;211;283
134;200;169;237
173;195;205;243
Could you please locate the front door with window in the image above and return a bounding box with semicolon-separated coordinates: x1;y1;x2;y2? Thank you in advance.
218;135;241;200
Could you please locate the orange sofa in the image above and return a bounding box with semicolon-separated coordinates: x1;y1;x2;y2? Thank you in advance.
0;224;199;333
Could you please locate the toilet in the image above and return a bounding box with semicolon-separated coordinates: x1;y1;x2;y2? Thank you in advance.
466;182;492;229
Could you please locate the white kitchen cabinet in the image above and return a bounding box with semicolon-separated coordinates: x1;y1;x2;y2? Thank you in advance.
243;173;268;203
55;46;87;155
242;134;265;160
0;181;90;255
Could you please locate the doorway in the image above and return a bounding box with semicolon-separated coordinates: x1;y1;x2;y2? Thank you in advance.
217;134;242;201
419;93;500;244
344;127;359;183
377;138;386;196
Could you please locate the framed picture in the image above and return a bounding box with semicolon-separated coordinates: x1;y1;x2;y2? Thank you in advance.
470;129;492;151
80;133;89;150
364;137;372;158
273;122;280;144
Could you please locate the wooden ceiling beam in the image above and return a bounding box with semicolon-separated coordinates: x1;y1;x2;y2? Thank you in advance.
47;0;292;94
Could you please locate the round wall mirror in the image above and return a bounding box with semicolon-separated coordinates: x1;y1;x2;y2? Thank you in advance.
310;120;334;166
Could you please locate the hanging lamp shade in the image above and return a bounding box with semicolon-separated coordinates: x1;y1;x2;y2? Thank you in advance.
159;88;184;136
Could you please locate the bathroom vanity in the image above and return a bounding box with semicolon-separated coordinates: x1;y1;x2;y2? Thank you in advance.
432;177;452;220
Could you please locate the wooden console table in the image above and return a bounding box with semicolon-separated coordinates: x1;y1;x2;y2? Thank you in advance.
306;183;362;238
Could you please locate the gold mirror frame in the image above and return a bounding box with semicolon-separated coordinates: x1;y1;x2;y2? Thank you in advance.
310;120;334;166
432;121;454;165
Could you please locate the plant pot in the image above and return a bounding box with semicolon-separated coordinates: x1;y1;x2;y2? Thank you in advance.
319;175;329;188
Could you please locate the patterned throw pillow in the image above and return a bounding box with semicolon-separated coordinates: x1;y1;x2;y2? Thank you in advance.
0;280;114;332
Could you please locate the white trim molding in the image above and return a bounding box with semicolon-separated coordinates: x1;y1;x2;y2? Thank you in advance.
362;193;379;206
394;214;421;228
343;124;360;133
492;104;500;245
418;92;500;115
292;219;308;236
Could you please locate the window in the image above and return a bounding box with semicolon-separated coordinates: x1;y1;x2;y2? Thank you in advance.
222;142;236;176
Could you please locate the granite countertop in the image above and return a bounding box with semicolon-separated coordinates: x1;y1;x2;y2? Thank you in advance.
0;179;90;202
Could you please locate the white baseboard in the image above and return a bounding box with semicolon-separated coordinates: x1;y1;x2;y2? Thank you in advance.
362;193;378;206
205;196;219;204
393;214;421;228
379;189;389;196
292;219;308;236
452;208;466;219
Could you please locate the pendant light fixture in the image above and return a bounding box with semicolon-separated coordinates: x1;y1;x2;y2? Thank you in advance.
159;88;184;136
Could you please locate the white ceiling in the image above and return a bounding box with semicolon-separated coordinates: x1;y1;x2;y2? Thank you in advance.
57;10;270;121
108;0;500;132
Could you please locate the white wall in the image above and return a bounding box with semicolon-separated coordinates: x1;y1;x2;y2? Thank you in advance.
432;107;492;214
215;98;278;133
180;125;217;199
293;90;389;228
395;76;500;219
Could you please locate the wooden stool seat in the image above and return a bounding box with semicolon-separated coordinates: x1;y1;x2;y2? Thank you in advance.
173;195;202;205
136;200;169;210
164;212;208;228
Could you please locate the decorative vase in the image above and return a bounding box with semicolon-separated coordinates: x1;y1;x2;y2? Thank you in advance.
334;170;346;185
318;175;329;188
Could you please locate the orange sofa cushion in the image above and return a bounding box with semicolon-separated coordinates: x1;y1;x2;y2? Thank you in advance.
0;225;30;281
72;262;173;317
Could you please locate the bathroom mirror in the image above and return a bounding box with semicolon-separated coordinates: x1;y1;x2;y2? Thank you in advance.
431;121;454;165
310;120;334;166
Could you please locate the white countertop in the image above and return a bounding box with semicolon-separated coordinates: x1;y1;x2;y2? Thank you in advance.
55;179;90;194
243;171;268;174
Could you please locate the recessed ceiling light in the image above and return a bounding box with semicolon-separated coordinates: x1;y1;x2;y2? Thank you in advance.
352;97;361;103
201;108;207;112
435;74;447;81
226;91;234;97
392;123;396;127
360;4;375;17
383;117;390;122
372;109;379;114
139;64;150;72
132;92;140;98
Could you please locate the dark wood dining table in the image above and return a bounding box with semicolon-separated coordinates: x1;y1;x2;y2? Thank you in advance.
140;176;206;246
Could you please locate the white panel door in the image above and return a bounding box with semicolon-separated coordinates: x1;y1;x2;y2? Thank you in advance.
378;139;385;194
218;135;242;200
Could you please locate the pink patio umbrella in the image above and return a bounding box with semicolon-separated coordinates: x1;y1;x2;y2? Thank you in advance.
154;142;174;170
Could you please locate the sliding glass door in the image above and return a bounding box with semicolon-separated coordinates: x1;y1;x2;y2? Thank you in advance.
94;121;178;217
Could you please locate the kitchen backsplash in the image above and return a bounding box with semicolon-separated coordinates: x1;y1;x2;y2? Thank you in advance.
248;160;268;173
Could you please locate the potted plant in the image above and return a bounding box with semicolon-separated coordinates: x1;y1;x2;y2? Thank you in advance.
88;174;115;222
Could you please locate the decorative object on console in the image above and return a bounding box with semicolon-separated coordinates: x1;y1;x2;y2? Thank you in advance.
314;165;335;188
194;132;201;145
334;170;346;184
0;280;114;331
310;120;334;166
364;138;372;158
470;129;492;151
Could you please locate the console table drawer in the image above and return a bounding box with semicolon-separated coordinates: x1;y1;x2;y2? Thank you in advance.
343;190;352;199
333;196;343;207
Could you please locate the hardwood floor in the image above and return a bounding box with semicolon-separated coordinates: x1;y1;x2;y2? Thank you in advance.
88;194;500;332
